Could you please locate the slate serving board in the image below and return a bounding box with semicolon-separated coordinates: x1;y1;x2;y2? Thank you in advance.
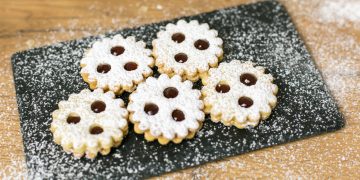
11;1;344;179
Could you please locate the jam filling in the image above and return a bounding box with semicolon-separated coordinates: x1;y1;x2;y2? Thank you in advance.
238;97;253;108
215;83;230;93
90;126;103;134
124;62;138;71
110;46;125;56
240;73;257;86
163;87;179;98
66;116;80;124
172;109;185;121
172;33;185;43
174;53;188;63
97;64;111;74
194;39;209;50
144;103;159;115
91;101;106;113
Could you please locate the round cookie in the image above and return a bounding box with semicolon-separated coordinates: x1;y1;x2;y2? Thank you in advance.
80;35;154;95
152;19;223;82
201;61;278;128
50;89;128;159
127;74;205;145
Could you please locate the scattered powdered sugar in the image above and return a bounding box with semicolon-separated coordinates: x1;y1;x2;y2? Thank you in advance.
0;154;27;180
1;0;359;179
316;0;360;25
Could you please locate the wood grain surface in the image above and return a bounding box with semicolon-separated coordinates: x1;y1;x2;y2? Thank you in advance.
0;0;359;178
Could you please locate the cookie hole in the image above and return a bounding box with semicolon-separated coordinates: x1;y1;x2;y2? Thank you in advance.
97;64;111;74
91;101;106;113
174;53;188;63
215;83;230;93
66;114;80;124
110;46;125;56
172;109;185;122
264;68;270;74
171;33;185;43
238;97;253;108
124;62;138;71
163;87;179;98
90;126;103;135
194;39;209;50
240;73;257;86
144;103;159;115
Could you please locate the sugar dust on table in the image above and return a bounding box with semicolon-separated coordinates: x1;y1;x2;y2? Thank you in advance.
11;1;343;178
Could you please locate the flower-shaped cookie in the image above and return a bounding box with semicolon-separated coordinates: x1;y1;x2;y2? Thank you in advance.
81;35;154;95
202;61;278;128
152;20;223;82
50;89;128;159
127;74;204;145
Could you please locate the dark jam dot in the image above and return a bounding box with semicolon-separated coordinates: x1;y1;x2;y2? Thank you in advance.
215;83;230;93
172;110;185;122
171;33;185;43
264;68;270;74
163;87;179;98
97;64;111;74
174;53;188;63
238;97;253;108
124;62;138;71
194;39;209;50
144;103;159;115
110;46;125;56
240;73;257;86
66;116;80;124
91;101;106;113
90;126;103;135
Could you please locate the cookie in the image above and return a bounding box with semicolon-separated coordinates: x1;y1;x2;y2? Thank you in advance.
127;74;205;145
201;61;278;128
152;20;223;82
50;89;128;159
80;35;154;95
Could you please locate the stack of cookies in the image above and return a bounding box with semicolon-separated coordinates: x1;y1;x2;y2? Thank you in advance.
50;20;278;159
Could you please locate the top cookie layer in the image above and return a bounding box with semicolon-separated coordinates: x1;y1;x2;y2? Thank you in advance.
127;74;205;140
81;35;154;94
51;89;128;158
152;20;223;81
202;61;278;128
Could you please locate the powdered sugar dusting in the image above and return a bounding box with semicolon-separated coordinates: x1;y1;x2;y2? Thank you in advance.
202;61;278;128
51;89;128;159
80;35;154;93
1;0;358;178
316;0;360;25
153;20;223;79
10;1;345;178
128;74;204;140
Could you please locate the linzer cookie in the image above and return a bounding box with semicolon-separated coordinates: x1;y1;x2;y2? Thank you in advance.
202;61;278;128
152;20;223;82
127;74;205;145
80;35;154;95
50;89;128;159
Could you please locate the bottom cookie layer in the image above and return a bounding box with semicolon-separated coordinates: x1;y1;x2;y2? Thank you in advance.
132;122;202;145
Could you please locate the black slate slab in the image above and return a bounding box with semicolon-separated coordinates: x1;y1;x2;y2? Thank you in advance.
11;1;344;179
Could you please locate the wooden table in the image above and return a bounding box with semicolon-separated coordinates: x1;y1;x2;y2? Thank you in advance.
0;0;359;178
